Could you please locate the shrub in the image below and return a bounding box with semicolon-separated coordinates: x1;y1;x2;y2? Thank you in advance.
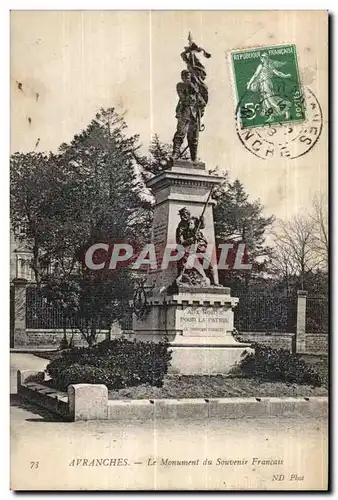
58;337;69;350
46;337;172;391
233;343;322;387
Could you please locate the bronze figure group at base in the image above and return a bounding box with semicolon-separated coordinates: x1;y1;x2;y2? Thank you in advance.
175;207;219;288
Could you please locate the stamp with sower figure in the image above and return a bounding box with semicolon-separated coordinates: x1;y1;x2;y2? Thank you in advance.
231;44;304;128
229;44;322;160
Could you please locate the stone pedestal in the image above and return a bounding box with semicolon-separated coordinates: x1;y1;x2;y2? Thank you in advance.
132;160;252;374
145;160;221;291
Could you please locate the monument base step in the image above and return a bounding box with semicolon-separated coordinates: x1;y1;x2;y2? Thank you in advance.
169;343;253;375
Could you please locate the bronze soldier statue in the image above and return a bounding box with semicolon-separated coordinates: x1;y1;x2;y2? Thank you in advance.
172;33;211;162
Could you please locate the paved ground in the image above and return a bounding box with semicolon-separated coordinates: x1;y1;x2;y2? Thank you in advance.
10;354;328;491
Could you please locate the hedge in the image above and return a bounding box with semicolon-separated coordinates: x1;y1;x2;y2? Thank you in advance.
233;343;323;386
46;337;172;391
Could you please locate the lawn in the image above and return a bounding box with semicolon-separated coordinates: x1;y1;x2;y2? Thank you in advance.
107;374;328;400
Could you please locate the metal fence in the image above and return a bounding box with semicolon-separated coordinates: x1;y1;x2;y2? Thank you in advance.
306;295;329;334
119;313;133;330
234;291;297;333
26;286;74;329
26;286;110;330
25;285;327;335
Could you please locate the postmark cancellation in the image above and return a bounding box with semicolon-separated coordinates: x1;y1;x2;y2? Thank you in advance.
229;44;323;159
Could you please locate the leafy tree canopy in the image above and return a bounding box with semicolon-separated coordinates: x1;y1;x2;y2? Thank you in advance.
11;108;153;344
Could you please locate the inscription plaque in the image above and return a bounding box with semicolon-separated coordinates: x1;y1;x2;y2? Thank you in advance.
176;306;233;336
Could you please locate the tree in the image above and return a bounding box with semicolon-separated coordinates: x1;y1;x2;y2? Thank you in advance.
268;240;298;293
42;266;133;346
138;134;171;182
271;215;319;290
137;134;189;183
57;108;152;249
10;151;69;284
213;179;275;289
270;193;328;295
11;108;152;345
308;192;328;269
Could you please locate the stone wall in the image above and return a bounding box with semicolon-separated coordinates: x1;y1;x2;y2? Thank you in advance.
238;331;328;356
305;334;329;355
16;328;328;355
14;321;123;348
237;332;295;352
22;330;109;348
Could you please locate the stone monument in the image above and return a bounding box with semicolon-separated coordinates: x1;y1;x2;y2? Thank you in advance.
132;33;252;374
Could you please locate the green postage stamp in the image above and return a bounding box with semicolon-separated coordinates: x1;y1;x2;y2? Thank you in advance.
231;44;305;129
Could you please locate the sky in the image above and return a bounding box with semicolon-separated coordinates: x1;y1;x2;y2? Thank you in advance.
10;10;328;221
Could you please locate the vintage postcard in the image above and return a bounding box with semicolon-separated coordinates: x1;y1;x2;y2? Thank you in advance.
10;10;328;491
